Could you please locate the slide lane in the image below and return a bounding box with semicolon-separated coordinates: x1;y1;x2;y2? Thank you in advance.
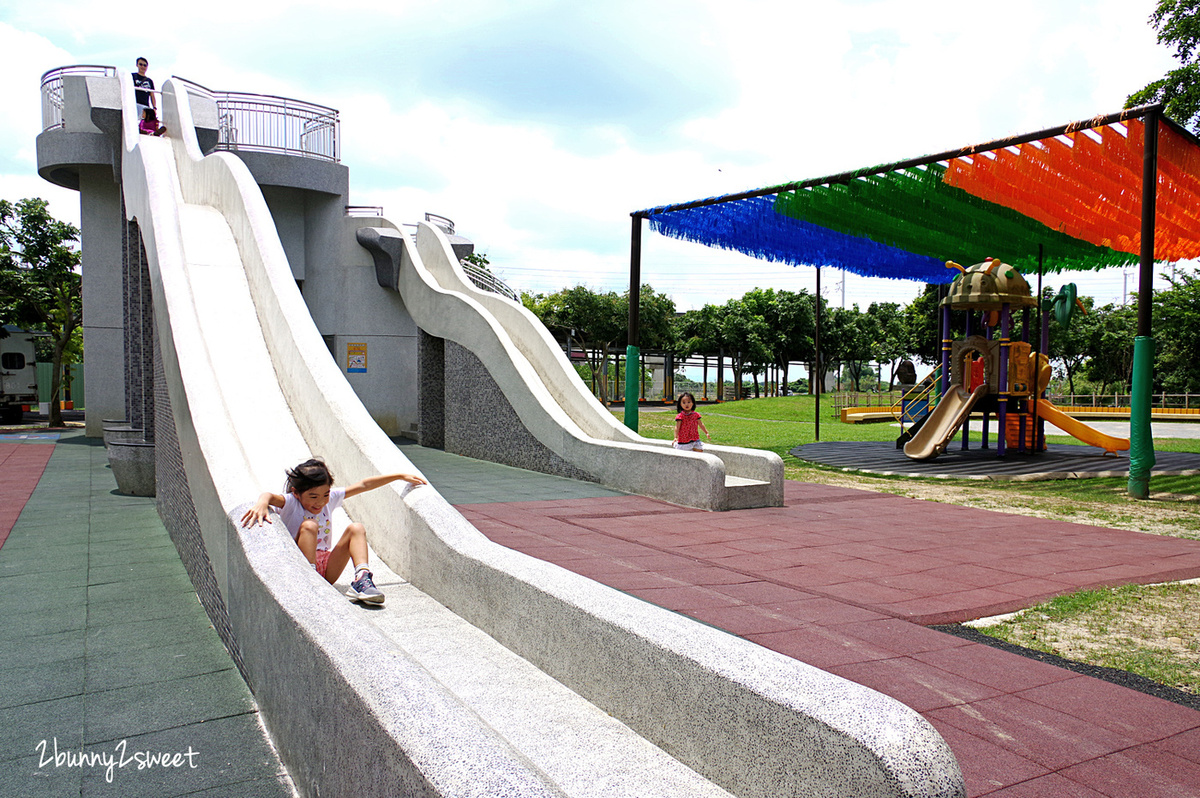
903;385;988;461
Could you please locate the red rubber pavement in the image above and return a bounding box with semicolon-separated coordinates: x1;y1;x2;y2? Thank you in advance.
0;441;54;551
459;481;1200;797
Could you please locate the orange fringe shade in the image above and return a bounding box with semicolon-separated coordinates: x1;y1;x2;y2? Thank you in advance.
944;120;1200;261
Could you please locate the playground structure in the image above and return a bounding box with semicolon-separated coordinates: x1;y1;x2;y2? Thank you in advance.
35;67;963;798
901;258;1130;461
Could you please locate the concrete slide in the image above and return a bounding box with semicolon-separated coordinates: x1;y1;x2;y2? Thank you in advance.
358;224;782;511
118;76;963;798
1037;399;1130;454
903;385;988;461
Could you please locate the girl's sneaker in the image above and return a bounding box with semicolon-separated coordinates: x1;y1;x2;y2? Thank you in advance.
348;569;385;604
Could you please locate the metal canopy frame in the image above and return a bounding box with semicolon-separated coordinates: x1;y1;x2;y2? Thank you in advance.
626;104;1190;497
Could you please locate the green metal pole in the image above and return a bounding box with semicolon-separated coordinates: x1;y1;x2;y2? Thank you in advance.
1129;107;1160;499
625;214;642;431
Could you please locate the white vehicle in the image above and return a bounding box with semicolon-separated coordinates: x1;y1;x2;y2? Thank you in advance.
0;327;38;423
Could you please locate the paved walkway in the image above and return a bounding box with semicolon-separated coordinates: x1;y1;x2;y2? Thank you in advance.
401;445;1200;798
0;432;294;798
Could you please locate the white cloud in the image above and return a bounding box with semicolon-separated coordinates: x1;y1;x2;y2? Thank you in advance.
0;0;1187;311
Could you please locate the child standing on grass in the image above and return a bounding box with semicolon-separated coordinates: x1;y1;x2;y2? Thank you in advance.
673;392;711;451
240;459;426;604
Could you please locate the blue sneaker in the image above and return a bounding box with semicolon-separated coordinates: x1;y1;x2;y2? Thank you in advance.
348;569;385;604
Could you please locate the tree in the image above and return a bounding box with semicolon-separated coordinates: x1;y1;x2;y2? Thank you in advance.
522;283;676;402
866;301;909;388
1127;1;1200;131
1153;268;1200;391
1083;303;1138;393
0;198;82;428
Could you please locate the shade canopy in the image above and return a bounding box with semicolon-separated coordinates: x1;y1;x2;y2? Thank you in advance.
636;109;1200;283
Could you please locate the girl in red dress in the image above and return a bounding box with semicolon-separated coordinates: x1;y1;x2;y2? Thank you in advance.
673;392;711;451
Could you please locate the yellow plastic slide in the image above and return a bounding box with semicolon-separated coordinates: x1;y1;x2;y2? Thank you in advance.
1036;399;1130;455
903;384;988;460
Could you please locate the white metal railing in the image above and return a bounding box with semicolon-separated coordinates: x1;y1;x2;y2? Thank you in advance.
40;65;118;131
461;260;519;302
209;91;340;162
345;206;384;217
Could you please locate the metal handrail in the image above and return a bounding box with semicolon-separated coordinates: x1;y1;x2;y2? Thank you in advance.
39;65;118;131
424;212;455;235
461;260;519;302
207;90;340;162
892;367;942;428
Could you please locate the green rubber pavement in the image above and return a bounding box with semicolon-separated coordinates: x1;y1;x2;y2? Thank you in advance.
0;431;294;798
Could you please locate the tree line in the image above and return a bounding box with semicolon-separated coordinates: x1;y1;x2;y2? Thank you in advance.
522;276;1200;401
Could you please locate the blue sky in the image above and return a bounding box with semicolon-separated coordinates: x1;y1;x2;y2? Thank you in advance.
0;0;1188;311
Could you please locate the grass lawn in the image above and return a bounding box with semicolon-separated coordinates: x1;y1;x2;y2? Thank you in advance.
623;394;1200;696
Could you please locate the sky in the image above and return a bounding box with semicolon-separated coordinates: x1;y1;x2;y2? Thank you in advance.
0;0;1192;314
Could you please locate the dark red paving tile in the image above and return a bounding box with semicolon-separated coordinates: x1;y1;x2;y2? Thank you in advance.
829;656;1004;713
745;625;896;669
924;715;1051;796
1160;727;1200;766
921;563;1024;588
914;643;1077;694
645;565;759;586
590;571;687;591
928;695;1135;771
1057;744;1200;798
982;771;1110;797
818;579;924;605
880;588;1033;625
707;580;812;604
762;564;856;588
762;597;890;626
837;618;972;656
626;585;742;612
686;604;810;635
1015;676;1200;743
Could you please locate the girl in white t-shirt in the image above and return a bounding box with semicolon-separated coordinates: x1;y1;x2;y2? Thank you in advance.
241;458;426;603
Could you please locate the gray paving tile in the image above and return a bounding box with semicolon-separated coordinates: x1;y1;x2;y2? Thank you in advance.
0;752;84;797
0;584;88;615
0;694;85;764
84;590;208;629
0;569;89;593
0;657;85;710
83;670;257;745
85;571;195;603
78;714;291;798
84;542;179;570
0;628;85;670
85;639;236;693
83;610;218;657
0;603;87;640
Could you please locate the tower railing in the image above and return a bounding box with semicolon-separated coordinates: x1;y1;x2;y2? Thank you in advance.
39;65;118;131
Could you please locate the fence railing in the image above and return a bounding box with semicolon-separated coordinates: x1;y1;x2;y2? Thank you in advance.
40;65;118;132
206;90;340;162
1047;393;1199;411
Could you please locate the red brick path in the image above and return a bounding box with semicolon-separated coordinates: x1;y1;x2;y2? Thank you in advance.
0;442;54;550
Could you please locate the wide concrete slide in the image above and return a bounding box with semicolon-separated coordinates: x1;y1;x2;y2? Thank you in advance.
359;224;782;511
904;385;988;461
124;76;963;798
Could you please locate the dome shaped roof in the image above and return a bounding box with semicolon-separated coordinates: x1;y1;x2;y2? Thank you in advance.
942;258;1037;310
